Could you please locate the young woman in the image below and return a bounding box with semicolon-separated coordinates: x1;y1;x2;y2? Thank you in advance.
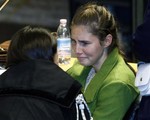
67;2;139;120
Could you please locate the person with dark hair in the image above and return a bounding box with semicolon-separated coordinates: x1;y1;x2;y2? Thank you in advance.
0;26;92;120
67;2;139;120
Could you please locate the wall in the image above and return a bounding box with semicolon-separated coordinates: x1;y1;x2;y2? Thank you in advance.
0;0;70;42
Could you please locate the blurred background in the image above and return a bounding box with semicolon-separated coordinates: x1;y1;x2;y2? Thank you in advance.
0;0;149;62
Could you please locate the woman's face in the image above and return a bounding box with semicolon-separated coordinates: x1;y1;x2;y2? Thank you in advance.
71;25;106;67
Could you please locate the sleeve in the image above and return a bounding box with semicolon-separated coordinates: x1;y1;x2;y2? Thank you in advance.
92;82;138;120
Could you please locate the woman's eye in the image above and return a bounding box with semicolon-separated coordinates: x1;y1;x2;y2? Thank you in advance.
71;40;76;45
80;41;89;46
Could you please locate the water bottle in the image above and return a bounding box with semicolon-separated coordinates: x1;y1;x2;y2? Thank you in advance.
57;19;71;65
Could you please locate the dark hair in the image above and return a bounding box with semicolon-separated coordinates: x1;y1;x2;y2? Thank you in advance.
6;26;56;68
71;2;124;55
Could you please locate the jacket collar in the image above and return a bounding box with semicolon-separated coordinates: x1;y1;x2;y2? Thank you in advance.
84;48;123;102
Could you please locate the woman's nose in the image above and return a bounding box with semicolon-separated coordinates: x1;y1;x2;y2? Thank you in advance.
75;44;82;54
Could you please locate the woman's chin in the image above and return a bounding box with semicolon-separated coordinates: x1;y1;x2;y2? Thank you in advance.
79;61;90;66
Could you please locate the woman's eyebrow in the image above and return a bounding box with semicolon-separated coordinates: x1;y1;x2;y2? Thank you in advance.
78;40;91;43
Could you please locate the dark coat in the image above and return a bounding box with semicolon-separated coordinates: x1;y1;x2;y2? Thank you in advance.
134;96;150;120
133;0;150;62
0;60;82;120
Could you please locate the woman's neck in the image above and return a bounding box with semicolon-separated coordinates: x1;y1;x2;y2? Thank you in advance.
93;49;108;72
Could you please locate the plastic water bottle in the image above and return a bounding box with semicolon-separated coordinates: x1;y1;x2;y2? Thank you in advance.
57;19;71;65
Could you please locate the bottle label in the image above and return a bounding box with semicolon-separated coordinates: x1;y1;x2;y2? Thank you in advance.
57;38;71;65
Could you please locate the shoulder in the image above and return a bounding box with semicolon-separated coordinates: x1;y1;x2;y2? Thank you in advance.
67;60;91;78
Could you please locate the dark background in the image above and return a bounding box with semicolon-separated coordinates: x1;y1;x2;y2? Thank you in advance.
0;0;149;62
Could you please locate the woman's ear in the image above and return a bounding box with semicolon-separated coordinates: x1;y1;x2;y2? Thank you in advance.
104;34;112;48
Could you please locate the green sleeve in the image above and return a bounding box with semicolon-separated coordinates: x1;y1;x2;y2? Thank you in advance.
92;82;138;120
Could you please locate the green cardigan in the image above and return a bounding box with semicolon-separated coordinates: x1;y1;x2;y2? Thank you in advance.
67;48;139;120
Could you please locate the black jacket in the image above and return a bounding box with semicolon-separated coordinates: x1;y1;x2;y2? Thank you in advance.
0;60;83;120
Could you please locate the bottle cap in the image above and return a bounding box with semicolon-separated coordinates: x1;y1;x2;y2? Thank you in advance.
60;19;67;24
